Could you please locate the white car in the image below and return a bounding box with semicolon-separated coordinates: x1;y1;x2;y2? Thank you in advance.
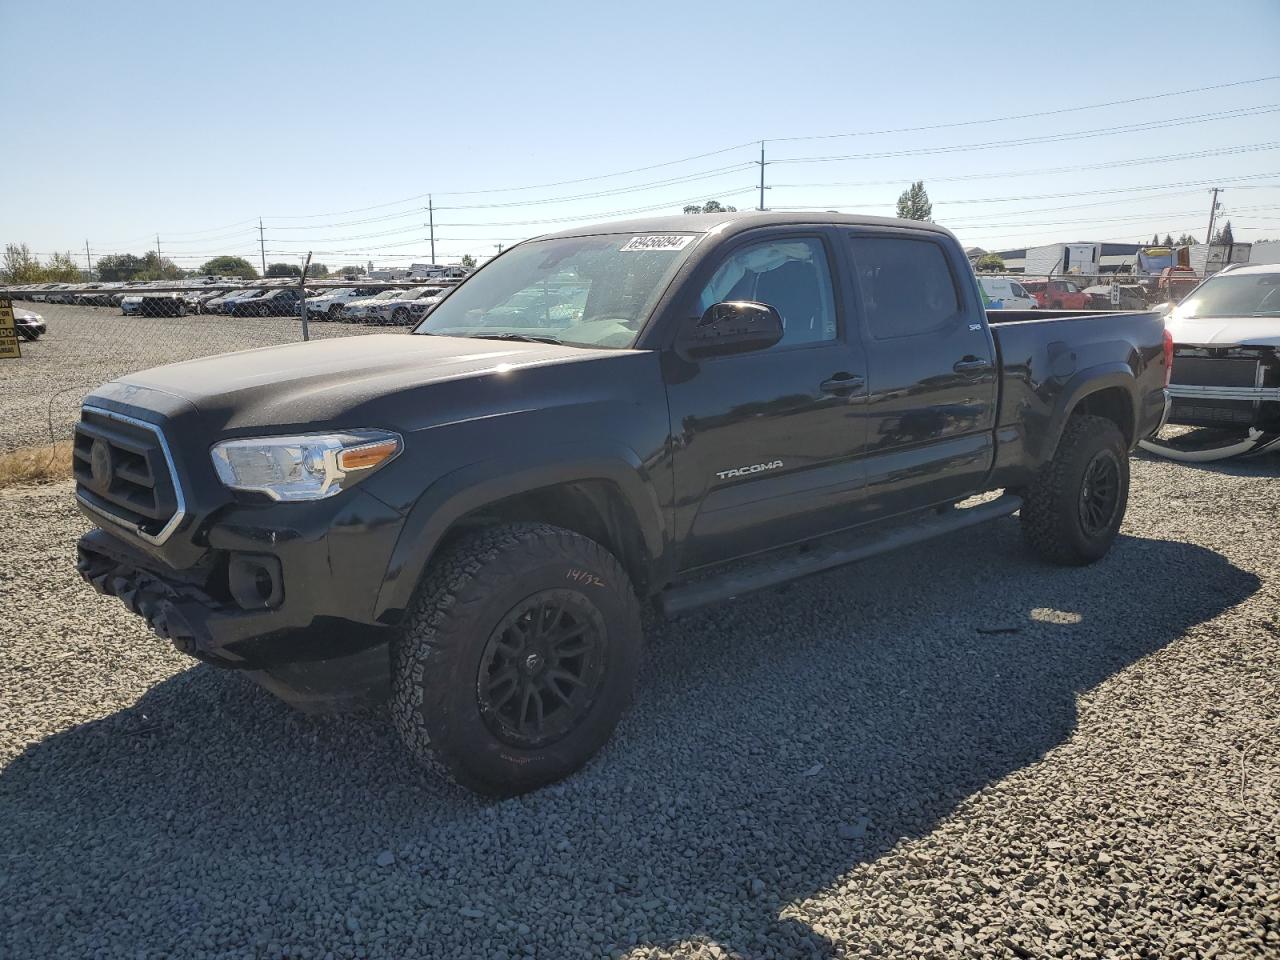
340;289;412;322
353;286;448;325
977;276;1038;309
304;287;381;321
1140;263;1280;461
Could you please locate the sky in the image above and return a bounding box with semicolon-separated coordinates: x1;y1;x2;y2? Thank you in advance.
3;0;1280;272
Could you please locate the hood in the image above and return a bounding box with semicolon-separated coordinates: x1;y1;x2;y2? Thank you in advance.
1166;314;1280;348
108;333;631;432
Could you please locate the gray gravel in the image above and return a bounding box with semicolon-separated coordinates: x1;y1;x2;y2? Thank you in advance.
1;303;402;452
1;456;1278;959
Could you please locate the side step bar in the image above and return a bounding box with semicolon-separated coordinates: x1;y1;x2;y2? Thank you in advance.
658;493;1023;618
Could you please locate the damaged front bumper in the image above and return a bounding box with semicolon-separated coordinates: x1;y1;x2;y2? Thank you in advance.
75;491;404;712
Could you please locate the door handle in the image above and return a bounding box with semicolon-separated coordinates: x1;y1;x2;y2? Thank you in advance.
953;358;993;375
820;372;866;394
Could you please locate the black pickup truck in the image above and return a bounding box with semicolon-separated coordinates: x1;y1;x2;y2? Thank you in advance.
73;213;1170;794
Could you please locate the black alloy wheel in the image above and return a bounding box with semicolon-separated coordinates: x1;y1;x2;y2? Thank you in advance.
1077;449;1121;537
477;590;608;749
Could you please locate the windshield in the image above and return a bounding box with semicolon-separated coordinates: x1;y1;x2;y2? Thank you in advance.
370;290;402;300
320;287;353;297
1173;272;1280;318
415;232;700;348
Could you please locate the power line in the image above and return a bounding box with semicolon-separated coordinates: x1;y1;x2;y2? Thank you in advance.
264;188;757;242
769;141;1280;189
764;74;1280;144
263;143;760;219
59;75;1280;249
251;75;1279;219
266;163;758;230
771;105;1280;165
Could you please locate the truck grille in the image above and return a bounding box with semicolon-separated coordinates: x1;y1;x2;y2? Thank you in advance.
1172;356;1259;388
1170;399;1256;425
73;408;181;542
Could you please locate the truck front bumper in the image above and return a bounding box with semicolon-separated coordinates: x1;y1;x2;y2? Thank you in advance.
75;485;408;710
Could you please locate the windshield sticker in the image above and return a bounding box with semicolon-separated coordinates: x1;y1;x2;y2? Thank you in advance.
619;234;696;253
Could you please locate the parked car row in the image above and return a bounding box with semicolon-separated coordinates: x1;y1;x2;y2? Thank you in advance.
978;275;1165;311
307;285;451;324
3;277;456;325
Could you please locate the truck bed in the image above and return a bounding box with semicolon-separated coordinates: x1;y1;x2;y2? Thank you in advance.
984;306;1168;471
986;308;1159;324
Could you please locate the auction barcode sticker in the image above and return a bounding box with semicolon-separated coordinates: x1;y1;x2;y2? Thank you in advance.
619;234;696;252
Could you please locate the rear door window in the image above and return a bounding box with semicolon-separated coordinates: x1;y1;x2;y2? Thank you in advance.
848;236;962;339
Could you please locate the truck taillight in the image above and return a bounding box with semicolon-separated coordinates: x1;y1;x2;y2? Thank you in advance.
1162;328;1174;387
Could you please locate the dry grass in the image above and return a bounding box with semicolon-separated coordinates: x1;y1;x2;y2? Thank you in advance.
0;441;74;490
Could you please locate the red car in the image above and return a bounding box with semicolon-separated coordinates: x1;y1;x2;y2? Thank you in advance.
1021;278;1091;310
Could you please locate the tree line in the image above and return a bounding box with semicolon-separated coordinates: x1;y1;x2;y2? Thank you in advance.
2;244;85;284
0;243;373;284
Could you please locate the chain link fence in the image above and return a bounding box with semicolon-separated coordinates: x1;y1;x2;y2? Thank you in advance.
1;278;456;454
2;268;1203;456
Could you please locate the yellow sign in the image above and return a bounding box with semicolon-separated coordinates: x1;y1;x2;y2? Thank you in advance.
0;296;20;360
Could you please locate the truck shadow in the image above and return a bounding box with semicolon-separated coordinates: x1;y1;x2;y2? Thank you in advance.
0;522;1259;958
1133;451;1280;476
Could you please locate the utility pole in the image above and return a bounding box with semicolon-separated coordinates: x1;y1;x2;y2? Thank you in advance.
495;242;504;256
258;217;267;275
427;195;437;268
84;240;93;276
1205;188;1222;243
757;141;766;212
155;234;162;269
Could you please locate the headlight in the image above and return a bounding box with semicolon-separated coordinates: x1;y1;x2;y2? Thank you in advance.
210;430;401;501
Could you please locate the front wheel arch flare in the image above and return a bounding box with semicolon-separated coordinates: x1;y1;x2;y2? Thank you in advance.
373;450;665;624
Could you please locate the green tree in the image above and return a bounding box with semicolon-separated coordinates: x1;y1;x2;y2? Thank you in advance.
307;263;329;278
334;265;363;277
197;256;259;279
974;253;1005;272
1150;233;1160;246
266;262;302;278
1213;220;1234;245
2;243;44;283
44;251;83;282
1174;233;1197;246
460;254;477;270
1163;234;1174;247
96;253;147;282
896;181;932;221
683;200;738;214
133;252;184;281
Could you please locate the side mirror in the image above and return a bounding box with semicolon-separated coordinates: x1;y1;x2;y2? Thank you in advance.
676;300;784;360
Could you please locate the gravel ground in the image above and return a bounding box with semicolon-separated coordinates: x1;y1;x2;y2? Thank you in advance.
1;303;403;451
1;456;1277;959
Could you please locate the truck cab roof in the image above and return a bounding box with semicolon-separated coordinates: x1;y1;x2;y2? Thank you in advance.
537;210;957;242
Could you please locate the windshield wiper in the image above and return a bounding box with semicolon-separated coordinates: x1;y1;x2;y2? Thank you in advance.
468;332;563;345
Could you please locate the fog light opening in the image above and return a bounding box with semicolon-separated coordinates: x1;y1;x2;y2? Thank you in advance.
228;554;284;611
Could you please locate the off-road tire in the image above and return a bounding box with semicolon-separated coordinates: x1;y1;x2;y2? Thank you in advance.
391;522;642;796
1021;414;1129;566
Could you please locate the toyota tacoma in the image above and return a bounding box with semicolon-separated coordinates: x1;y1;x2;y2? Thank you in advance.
73;212;1170;795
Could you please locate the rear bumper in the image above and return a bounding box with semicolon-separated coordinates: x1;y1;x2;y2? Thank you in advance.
1168;384;1280;401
